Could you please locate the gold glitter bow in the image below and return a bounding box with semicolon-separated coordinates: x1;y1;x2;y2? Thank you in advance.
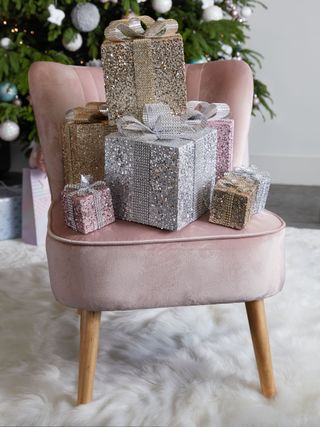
104;15;179;41
117;103;206;142
186;101;230;121
218;172;256;193
65;102;108;123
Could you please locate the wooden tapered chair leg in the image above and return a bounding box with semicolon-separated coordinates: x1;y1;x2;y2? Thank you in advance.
77;310;101;405
245;300;276;398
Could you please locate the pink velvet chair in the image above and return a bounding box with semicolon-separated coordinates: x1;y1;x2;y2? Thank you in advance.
28;60;285;405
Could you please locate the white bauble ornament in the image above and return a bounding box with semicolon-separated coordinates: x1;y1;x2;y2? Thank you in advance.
0;120;20;141
47;4;65;26
221;44;233;56
241;6;252;18
71;3;100;32
0;37;12;49
201;0;214;9
151;0;172;14
202;5;223;21
63;33;83;52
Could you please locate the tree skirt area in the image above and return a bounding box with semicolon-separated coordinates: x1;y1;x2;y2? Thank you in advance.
0;227;319;427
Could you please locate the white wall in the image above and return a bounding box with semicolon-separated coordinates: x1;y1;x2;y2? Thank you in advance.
249;0;320;185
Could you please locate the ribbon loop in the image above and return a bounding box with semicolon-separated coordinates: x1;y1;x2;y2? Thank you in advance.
219;172;255;193
117;103;207;142
104;15;179;41
186;100;230;121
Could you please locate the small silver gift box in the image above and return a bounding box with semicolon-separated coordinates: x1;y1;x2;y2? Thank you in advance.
0;185;22;240
232;165;271;214
105;104;217;231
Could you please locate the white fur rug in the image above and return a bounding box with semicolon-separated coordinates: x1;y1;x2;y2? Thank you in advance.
0;227;319;427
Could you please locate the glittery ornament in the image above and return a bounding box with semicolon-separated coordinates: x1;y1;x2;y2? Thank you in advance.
0;120;20;141
62;32;82;51
0;82;18;102
62;103;116;184
232;165;271;214
241;6;252;18
47;4;65;26
105;104;217;231
61;178;115;234
101;16;187;123
202;5;223;21
71;3;100;32
209;173;258;230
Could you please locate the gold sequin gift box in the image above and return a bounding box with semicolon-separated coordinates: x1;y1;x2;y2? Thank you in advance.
105;104;217;231
101;16;187;123
61;176;115;235
209;173;258;230
62;102;116;185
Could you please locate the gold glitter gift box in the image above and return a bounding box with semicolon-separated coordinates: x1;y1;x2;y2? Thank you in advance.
62;102;116;184
209;172;258;230
101;16;187;123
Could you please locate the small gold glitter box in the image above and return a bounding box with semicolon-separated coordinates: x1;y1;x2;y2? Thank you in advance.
101;16;187;123
209;173;258;230
62;102;116;185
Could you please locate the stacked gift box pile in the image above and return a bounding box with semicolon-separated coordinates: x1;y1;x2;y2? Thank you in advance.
61;15;271;235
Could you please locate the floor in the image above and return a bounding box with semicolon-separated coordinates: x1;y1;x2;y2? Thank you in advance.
266;184;320;229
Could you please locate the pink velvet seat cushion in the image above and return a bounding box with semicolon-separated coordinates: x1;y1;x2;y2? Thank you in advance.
47;202;285;311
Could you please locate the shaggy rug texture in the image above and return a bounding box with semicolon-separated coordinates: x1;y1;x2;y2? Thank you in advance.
0;227;319;427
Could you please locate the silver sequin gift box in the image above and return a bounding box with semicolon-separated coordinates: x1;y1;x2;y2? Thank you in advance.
61;177;115;234
0;185;22;240
105;104;217;231
101;16;187;123
232;165;271;214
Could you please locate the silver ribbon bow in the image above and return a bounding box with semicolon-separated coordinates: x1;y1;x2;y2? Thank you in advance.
117;103;207;142
64;175;106;230
105;15;178;41
233;164;270;180
186;100;230;121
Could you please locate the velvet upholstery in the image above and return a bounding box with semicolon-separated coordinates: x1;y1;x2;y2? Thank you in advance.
28;60;285;312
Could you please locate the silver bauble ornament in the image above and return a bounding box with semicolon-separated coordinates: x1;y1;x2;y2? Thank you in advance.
13;96;22;107
241;6;252;19
202;5;223;22
253;94;260;107
71;3;100;32
151;0;172;14
0;120;20;141
231;9;239;19
63;33;83;52
0;37;12;49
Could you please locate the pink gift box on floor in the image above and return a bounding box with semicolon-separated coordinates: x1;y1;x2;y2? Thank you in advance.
61;178;115;234
187;101;234;180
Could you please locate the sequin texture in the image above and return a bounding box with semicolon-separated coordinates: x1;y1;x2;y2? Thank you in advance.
101;35;187;123
207;118;234;179
209;173;258;230
105;128;217;231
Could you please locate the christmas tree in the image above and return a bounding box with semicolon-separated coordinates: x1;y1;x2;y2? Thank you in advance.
0;0;273;148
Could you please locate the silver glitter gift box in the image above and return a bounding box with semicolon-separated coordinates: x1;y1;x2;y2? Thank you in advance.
0;185;22;240
105;104;217;231
232;165;271;214
101;16;187;123
61;176;115;234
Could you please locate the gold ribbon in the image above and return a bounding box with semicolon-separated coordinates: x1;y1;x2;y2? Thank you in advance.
65;102;108;123
104;15;179;41
218;172;256;194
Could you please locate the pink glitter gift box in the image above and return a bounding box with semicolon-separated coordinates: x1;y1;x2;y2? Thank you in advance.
61;176;115;234
186;101;234;179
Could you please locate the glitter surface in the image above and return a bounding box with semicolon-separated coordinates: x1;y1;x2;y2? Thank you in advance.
62;120;116;185
232;165;271;214
207;118;234;179
61;182;115;234
105;128;217;231
209;173;257;230
101;35;187;123
0;187;21;240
